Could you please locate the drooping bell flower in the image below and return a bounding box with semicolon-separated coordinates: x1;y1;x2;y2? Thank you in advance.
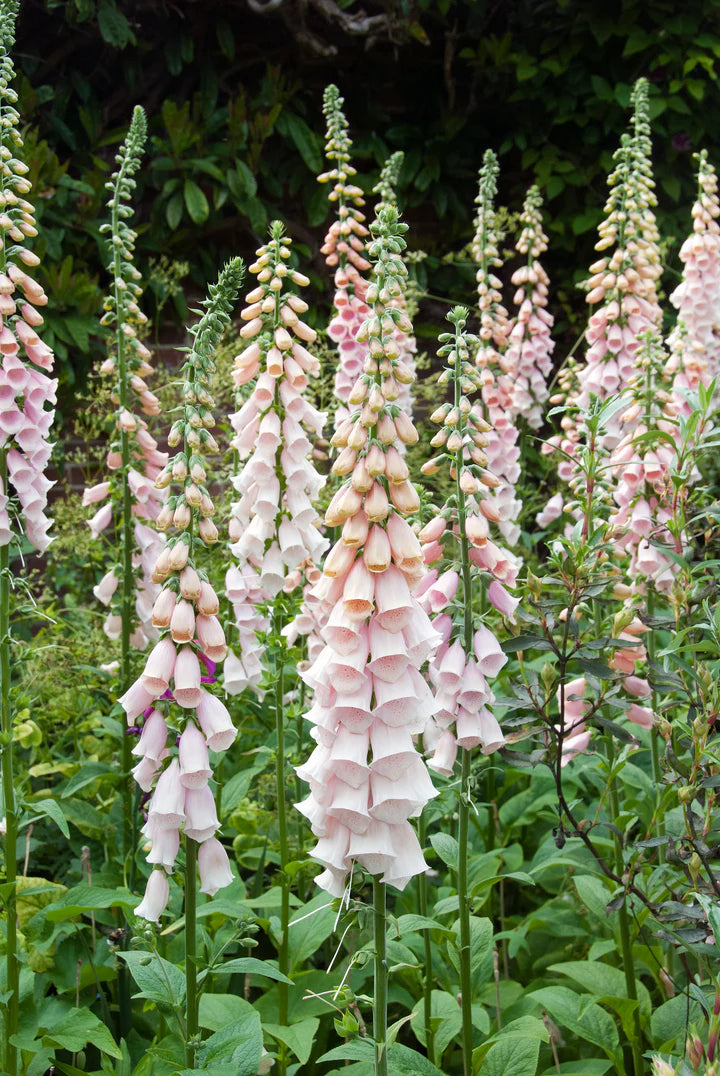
0;31;57;554
126;259;245;920
85;106;167;652
505;185;555;429
295;207;439;898
226;222;329;694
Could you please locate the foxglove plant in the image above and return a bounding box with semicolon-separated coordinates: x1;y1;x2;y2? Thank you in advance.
318;85;370;421
665;150;720;409
85;106;167;871
119;258;244;1070
471;150;522;548
296;206;439;1076
505;185;555;429
228;222;327;1055
0;4;57;1071
418;307;508;1076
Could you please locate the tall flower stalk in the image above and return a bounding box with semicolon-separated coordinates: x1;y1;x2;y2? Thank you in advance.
227;223;328;1058
419;307;509;1076
471;150;522;549
296;207;439;1075
86;105;167;875
318;84;371;423
0;4;57;1071
118;258;245;1069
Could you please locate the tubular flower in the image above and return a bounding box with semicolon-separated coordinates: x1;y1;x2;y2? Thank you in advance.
471;150;522;547
542;79;662;517
0;14;56;552
417;308;509;771
318;85;371;419
85;106;166;650
123;259;245;920
226;223;328;693
505;185;555;429
665;150;720;411
295;207;439;898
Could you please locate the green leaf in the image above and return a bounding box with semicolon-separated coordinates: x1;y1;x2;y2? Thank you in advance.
97;0;136;47
61;761;115;798
205;956;293;984
120;951;185;1008
276;112;323;173
198;1001;263;1075
547;961;651;1020
482;1034;541;1076
29;798;69;838
388;1043;447;1075
264;1018;319;1064
573;657;615;680
199;993;256;1033
318;1040;375;1063
447;916;493;987
184;179;210;224
530;987;618;1055
33;1001;121;1059
573;875;613;921
286;894;336;971
410;990;462;1059
166;192;183;230
430;832;459;869
394;914;454;936
45;884;138;921
651;994;703;1049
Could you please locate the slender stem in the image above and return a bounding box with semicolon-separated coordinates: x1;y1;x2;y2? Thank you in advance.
372;877;388;1076
645;588;664;855
184;838;198;1069
0;452;18;1076
417;816;435;1066
274;605;290;1073
604;735;643;1076
453;328;475;1076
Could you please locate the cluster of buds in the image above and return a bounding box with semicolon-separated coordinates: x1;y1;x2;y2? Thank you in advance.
0;6;56;552
296;207;440;897
85;106;167;649
120;259;245;920
665;150;720;411
318;85;371;416
471;149;522;547
608;332;688;591
505;186;554;429
372;151;417;426
227;223;328;692
416;309;510;772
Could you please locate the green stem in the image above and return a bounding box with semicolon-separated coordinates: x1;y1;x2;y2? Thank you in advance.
0;452;18;1076
274;606;290;1073
453;326;475;1076
417;817;435;1066
604;736;643;1076
373;877;388;1076
184;838;198;1069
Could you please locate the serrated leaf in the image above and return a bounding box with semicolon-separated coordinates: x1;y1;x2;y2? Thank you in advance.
481;1034;541;1076
45;884;138;921
264;1019;319;1064
119;951;185;1008
204;956;293;983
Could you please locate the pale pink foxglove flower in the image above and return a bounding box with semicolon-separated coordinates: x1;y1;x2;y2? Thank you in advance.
505;186;555;429
295;208;439;898
124;260;244;921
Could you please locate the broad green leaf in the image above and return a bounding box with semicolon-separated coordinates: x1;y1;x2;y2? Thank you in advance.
31;1000;121;1059
481;1034;540;1076
651;994;703;1049
447;916;493;987
198;993;255;1033
573;875;613;921
394;913;453;936
184;179;210;224
430;832;459;869
530;987;618;1055
97;0;135;47
204;956;293;984
388;1043;446;1075
198;1004;263;1076
120;951;185;1008
538;1063;612;1075
318;1040;375;1063
264;1018;319;1064
61;761;115;798
286;893;336;971
166;192;183;229
410;989;462;1060
45;884;138;921
28;798;69;838
548;961;651;1019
